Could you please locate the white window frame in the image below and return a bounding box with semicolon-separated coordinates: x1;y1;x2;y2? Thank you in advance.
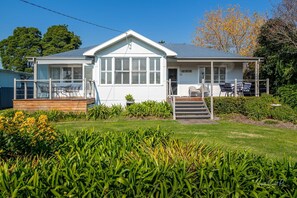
202;66;226;84
114;57;130;84
132;58;147;84
100;58;112;84
149;57;161;84
49;65;82;83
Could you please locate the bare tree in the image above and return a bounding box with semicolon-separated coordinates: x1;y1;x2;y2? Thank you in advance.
268;0;297;48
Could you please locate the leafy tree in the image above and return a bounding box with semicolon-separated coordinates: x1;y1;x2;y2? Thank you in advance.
193;5;265;56
255;0;297;93
41;25;82;56
0;25;82;72
0;27;42;72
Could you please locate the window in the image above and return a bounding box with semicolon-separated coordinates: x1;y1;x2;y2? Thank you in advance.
115;58;130;84
132;58;146;84
203;67;226;83
101;58;112;84
149;58;160;84
50;65;82;83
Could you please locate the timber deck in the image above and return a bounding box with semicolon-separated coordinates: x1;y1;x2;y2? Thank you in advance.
13;98;95;113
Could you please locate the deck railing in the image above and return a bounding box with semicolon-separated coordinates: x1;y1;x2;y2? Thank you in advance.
14;78;96;100
166;78;269;98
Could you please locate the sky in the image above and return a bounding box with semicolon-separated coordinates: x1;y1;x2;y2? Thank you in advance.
1;0;281;48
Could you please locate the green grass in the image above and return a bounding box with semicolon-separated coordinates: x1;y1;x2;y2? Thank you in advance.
54;118;297;161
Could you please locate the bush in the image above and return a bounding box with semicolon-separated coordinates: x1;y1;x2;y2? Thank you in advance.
205;95;297;122
276;85;297;111
126;101;172;118
87;104;111;120
0;112;59;158
205;97;247;114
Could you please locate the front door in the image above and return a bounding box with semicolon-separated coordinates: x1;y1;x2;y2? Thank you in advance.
168;68;178;95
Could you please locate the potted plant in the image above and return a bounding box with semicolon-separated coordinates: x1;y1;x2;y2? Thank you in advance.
125;94;135;106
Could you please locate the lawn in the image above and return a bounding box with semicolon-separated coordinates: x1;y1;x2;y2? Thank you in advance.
54;118;297;161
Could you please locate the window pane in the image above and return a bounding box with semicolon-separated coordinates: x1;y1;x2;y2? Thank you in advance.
107;58;112;71
123;58;129;70
132;72;138;84
50;67;60;79
101;59;106;71
140;72;146;84
107;72;112;84
132;59;138;71
156;59;160;70
123;72;129;84
156;72;160;84
220;67;226;74
73;67;82;79
63;67;72;82
101;73;105;84
115;59;121;70
140;59;146;70
205;67;211;74
115;72;121;84
150;58;154;70
150;72;154;84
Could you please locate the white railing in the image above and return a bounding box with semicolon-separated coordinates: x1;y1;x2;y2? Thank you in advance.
14;78;96;100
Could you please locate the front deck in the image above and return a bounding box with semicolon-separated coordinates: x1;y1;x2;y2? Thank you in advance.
13;98;95;113
13;79;96;113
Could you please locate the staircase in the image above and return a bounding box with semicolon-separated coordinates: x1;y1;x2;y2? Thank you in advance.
173;97;210;120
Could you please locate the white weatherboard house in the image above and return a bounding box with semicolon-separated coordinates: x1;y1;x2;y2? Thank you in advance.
14;30;263;114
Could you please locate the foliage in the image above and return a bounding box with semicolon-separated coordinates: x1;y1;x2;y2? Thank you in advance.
125;94;134;102
41;25;82;56
1;128;297;197
276;84;297;111
193;5;265;56
87;104;112;120
0;112;59;158
205;97;248;114
0;109;86;122
0;25;81;72
205;95;297;122
125;101;172;118
0;27;42;72
255;17;297;93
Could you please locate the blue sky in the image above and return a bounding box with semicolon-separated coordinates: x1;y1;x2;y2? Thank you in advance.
1;0;280;47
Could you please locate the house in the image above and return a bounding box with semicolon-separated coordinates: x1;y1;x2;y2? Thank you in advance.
13;30;263;114
0;59;33;109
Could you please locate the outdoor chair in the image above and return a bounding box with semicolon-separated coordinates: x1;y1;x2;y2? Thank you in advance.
242;82;252;96
188;86;201;97
224;83;233;96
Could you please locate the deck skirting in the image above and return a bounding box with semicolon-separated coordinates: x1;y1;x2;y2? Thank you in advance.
13;98;95;113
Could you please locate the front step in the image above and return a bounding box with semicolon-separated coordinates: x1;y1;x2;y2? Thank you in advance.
173;97;210;120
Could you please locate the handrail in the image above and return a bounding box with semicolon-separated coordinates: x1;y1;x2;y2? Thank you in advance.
14;78;95;100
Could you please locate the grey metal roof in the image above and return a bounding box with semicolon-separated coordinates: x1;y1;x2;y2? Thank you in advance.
46;45;97;58
161;43;243;59
41;43;259;60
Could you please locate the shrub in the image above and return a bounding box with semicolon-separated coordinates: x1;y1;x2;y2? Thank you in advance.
110;104;124;117
0;112;59;158
205;97;247;114
276;85;297;111
126;101;172;118
87;104;111;120
205;95;297;122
